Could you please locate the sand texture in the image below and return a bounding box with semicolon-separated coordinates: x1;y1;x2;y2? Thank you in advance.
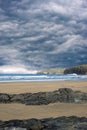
0;103;87;121
0;81;87;94
0;81;87;120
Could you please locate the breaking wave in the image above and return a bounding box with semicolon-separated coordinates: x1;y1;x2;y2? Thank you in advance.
0;73;87;82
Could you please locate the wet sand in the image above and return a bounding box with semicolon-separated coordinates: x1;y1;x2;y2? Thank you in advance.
0;103;87;121
0;81;87;94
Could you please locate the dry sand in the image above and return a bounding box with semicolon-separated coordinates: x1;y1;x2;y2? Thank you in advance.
0;81;87;94
0;81;87;120
0;103;87;121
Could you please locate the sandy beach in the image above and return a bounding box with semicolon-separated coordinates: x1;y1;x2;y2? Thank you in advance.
0;81;87;94
0;81;87;121
0;103;87;121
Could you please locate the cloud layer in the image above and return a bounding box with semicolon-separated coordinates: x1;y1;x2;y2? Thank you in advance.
0;0;87;72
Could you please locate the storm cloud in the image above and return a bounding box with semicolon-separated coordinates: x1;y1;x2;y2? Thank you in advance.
0;0;87;72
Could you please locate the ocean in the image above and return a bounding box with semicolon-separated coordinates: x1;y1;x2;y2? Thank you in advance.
0;73;87;82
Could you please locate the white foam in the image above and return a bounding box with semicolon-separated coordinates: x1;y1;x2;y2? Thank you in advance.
0;74;87;82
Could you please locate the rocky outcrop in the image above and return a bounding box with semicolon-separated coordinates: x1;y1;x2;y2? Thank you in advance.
0;116;87;130
0;88;87;105
64;64;87;75
0;94;11;103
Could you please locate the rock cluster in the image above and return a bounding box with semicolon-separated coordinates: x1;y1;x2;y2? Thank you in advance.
0;116;87;130
0;88;87;105
64;64;87;75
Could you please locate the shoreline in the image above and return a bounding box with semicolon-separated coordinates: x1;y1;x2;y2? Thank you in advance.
0;79;87;82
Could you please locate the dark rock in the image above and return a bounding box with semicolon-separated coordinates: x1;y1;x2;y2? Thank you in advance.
74;91;87;103
0;116;87;130
10;94;25;104
58;88;73;94
57;88;75;103
0;94;10;103
0;88;87;105
4;127;27;130
24;119;43;130
64;64;87;75
75;122;87;130
0;128;4;130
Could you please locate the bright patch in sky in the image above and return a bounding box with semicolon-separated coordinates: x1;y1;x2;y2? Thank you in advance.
0;66;37;74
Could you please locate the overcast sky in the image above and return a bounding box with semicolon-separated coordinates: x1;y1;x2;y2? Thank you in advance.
0;0;87;73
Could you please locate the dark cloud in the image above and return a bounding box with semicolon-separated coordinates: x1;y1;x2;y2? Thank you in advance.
0;0;87;72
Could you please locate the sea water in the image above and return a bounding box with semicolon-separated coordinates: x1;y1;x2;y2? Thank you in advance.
0;73;87;82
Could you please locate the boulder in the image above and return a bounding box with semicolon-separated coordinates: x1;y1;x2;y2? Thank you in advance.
0;94;10;103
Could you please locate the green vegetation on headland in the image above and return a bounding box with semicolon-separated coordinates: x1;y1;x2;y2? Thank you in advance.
64;64;87;75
